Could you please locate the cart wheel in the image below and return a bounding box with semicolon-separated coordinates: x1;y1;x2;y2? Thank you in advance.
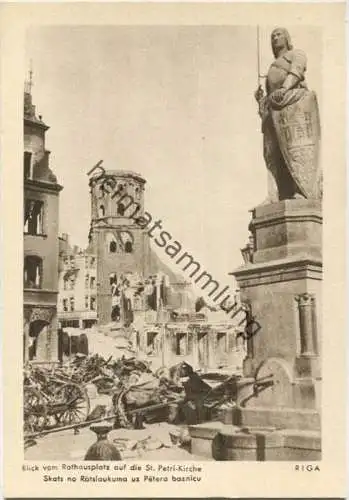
23;387;48;435
54;383;90;426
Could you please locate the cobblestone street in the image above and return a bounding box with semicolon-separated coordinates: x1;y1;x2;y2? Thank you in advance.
24;425;212;461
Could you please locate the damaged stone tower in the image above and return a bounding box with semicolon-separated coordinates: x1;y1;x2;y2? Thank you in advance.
88;170;151;325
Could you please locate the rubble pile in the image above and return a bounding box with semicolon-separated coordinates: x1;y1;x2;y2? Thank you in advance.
24;353;241;440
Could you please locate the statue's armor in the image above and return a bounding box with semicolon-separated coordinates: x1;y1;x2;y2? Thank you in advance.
266;50;307;94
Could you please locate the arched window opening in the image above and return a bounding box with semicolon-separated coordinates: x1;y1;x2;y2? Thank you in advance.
117;203;125;216
98;205;105;217
125;241;133;253
24;199;44;235
110;241;117;253
119;231;134;254
106;233;118;253
28;320;49;361
24;256;43;289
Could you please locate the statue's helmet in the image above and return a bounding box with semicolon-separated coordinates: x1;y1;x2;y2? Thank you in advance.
271;27;293;57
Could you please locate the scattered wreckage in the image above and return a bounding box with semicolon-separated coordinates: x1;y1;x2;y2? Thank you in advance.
24;354;242;443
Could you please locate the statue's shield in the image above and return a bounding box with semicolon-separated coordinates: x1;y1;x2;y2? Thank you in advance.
271;91;321;198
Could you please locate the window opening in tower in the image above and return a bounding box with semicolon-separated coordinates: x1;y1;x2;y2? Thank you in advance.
117;203;125;216
109;240;117;253
125;241;133;253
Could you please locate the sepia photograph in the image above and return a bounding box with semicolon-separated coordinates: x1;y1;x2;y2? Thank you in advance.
22;23;323;463
0;2;346;498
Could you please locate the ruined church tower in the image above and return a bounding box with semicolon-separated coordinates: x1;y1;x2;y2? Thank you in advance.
88;170;152;324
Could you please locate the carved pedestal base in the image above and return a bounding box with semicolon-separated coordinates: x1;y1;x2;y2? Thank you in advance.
234;200;322;411
188;200;323;460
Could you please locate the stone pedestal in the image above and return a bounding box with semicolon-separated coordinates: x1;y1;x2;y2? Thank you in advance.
190;200;322;461
233;200;322;413
187;200;322;461
188;421;321;461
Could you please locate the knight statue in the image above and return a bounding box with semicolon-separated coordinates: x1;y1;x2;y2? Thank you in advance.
255;27;322;202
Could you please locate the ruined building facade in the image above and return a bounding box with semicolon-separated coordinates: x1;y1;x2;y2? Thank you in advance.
83;168;245;372
57;234;97;329
55;166;245;372
23;81;63;363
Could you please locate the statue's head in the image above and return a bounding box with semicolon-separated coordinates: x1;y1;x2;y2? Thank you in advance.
271;27;293;57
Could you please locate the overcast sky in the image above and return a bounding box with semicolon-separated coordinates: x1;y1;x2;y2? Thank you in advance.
26;25;322;297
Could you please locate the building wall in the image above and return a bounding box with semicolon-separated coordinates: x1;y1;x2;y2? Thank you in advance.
24;185;60;290
57;238;97;328
94;227;150;324
140;324;245;372
23;90;62;363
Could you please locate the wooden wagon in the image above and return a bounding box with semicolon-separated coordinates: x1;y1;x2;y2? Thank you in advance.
23;366;90;435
